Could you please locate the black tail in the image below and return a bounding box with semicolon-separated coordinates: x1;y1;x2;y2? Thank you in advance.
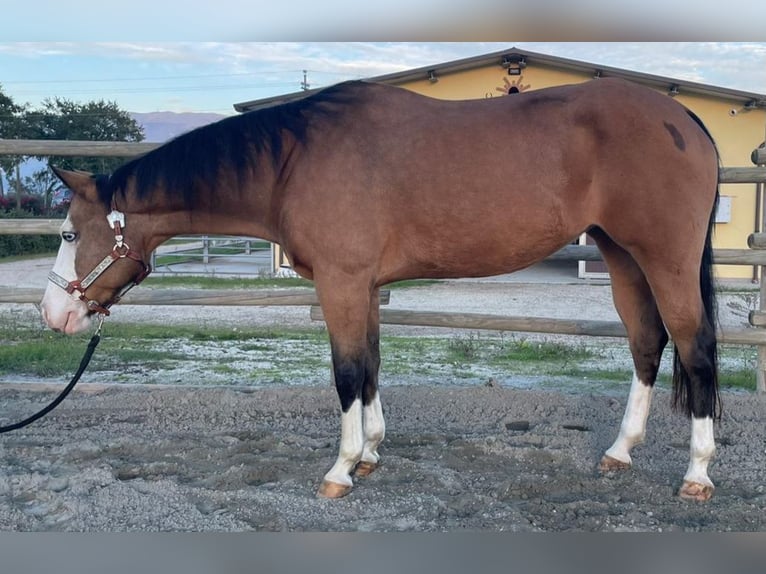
671;110;721;419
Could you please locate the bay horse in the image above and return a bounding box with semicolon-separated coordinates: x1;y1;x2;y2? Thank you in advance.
40;78;721;501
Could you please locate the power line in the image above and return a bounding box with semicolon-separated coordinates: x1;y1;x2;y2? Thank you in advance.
10;81;302;96
0;69;363;115
1;70;310;85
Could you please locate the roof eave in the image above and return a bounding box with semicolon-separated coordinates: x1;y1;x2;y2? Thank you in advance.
233;46;766;112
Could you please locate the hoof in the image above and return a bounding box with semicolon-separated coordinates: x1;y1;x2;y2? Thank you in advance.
354;460;378;477
598;455;631;473
317;480;352;499
679;480;714;502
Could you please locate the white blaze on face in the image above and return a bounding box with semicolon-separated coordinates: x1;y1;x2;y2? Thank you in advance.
40;215;92;334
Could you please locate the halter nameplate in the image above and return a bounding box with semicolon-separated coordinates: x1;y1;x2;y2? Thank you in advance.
48;270;72;291
47;207;151;316
81;252;121;289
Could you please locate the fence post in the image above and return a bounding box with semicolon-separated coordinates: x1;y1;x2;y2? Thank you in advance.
755;143;766;392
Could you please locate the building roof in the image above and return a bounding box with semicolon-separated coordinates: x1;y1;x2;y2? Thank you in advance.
233;46;766;112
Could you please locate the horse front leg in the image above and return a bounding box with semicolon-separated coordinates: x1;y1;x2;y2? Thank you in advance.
315;278;376;499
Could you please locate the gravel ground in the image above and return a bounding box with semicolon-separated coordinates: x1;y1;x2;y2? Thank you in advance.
0;257;764;531
0;383;763;532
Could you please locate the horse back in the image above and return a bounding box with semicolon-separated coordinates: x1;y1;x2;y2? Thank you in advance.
277;79;718;282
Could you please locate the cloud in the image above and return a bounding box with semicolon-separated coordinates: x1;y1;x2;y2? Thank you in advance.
518;42;766;93
2;42;763;93
2;42;763;115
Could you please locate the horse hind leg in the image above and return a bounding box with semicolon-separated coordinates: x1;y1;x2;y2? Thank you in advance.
659;287;719;502
588;229;669;473
633;244;719;501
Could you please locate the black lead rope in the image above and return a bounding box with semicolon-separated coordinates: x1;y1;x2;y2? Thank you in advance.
0;320;103;434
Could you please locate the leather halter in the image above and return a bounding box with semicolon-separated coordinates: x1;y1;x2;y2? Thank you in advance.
48;206;151;316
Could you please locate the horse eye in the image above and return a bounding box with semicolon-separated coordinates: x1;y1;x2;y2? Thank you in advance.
61;231;77;243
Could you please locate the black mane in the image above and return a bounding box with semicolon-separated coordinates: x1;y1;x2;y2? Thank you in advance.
101;81;366;207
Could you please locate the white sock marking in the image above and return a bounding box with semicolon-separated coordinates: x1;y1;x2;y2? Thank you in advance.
605;373;654;465
323;399;364;487
361;392;385;465
684;416;715;487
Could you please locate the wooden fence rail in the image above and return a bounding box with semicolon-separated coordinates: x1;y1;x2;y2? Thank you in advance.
0;287;390;307
310;307;766;346
0;220;65;234
0;140;159;157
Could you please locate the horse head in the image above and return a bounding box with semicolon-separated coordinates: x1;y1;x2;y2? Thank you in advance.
40;167;151;334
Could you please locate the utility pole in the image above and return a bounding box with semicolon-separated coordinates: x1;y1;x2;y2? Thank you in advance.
300;70;310;91
14;163;21;210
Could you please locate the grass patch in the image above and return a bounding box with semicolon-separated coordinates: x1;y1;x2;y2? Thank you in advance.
649;369;755;393
446;335;482;362
497;338;595;363
140;276;439;290
211;364;240;376
560;367;634;382
719;368;756;391
0;336;86;377
441;334;596;366
142;276;314;289
153;241;271;267
0;321;327;378
96;323;322;342
0;317;757;393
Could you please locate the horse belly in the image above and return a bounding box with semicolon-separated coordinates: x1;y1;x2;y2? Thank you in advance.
391;221;573;281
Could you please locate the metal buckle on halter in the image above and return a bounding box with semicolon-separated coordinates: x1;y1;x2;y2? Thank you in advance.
48;270;112;316
106;210;126;230
107;210;126;248
48;207;151;317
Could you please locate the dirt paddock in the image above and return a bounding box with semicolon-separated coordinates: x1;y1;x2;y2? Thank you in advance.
0;381;763;532
1;257;764;531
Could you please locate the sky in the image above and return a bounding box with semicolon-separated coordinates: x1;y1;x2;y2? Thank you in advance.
1;42;765;116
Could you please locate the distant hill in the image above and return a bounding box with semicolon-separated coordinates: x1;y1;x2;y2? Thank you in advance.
130;111;230;143
2;111;232;186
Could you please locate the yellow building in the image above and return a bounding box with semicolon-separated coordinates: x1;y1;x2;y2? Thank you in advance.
235;47;766;280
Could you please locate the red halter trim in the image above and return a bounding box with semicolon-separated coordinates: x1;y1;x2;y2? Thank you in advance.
48;207;151;315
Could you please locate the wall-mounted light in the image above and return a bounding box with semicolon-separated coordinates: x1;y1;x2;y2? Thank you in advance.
729;101;759;116
501;55;526;76
668;84;680;97
427;70;438;84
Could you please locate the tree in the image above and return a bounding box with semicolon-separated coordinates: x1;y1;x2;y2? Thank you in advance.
24;98;145;210
0;85;30;206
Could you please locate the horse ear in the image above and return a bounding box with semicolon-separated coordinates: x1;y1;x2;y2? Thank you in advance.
50;166;100;202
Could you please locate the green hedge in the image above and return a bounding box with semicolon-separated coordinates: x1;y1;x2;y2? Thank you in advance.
0;204;62;258
0;234;60;257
